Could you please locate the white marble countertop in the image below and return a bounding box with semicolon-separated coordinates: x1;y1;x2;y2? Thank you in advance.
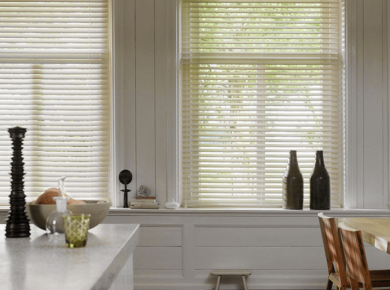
0;224;140;290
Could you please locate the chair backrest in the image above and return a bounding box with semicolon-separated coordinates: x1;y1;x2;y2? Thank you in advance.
318;213;348;287
339;224;373;290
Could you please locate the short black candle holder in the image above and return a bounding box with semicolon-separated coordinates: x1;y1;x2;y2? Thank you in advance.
5;127;30;238
119;170;132;208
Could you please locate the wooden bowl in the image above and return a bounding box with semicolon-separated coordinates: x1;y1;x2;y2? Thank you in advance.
26;200;111;231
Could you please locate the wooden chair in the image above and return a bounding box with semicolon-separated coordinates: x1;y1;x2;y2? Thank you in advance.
339;223;390;290
318;213;390;290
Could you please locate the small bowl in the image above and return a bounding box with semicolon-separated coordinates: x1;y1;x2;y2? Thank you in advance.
26;200;111;231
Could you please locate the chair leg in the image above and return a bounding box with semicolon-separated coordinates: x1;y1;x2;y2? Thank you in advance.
350;279;360;290
215;275;221;290
363;284;373;290
326;279;333;290
242;275;248;290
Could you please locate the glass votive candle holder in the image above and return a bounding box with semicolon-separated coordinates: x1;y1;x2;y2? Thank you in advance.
63;214;91;248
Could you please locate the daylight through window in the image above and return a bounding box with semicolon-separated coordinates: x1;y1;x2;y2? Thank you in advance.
181;0;344;208
0;0;110;203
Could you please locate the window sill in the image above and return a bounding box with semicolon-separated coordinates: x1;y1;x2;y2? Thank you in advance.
0;206;388;218
108;207;390;217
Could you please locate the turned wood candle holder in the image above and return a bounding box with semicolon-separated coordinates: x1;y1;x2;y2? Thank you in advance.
5;127;30;238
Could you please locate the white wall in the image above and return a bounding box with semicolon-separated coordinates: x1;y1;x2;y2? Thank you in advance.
109;0;390;289
1;1;389;290
345;0;390;209
104;209;390;290
113;0;178;208
114;0;390;210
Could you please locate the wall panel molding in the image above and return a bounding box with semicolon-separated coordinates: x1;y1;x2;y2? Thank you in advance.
113;0;177;207
363;0;384;208
103;211;390;290
383;0;389;207
155;0;169;208
387;0;390;206
345;0;389;209
113;0;137;206
135;0;156;195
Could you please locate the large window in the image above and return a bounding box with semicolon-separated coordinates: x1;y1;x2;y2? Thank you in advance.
0;0;110;203
181;0;343;208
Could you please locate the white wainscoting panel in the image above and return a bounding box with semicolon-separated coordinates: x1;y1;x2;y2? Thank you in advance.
113;0;177;206
134;247;182;270
195;227;323;247
362;0;385;209
138;226;181;247
135;0;156;195
195;247;325;270
345;0;390;209
113;0;137;207
155;0;169;208
104;210;390;290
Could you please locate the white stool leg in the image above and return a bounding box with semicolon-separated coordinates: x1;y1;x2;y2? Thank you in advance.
242;275;248;290
215;275;221;290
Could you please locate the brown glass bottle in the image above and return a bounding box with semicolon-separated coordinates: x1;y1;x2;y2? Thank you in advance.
310;151;330;210
282;150;303;210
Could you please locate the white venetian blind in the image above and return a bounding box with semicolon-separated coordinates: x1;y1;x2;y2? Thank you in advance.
0;0;110;204
181;0;343;208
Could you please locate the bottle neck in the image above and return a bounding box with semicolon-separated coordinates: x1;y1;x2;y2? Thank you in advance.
316;151;325;167
289;151;298;167
54;196;69;212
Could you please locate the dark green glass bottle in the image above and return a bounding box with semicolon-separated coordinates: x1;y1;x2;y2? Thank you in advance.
282;150;303;210
310;151;330;210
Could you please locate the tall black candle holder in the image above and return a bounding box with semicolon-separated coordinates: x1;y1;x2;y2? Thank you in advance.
5;127;30;238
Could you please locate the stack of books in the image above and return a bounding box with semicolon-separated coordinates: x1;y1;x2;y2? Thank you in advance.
130;197;159;209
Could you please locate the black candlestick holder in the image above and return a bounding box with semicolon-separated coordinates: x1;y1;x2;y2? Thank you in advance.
5;127;30;238
119;170;132;208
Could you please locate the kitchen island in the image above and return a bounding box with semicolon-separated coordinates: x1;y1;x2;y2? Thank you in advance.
0;224;139;290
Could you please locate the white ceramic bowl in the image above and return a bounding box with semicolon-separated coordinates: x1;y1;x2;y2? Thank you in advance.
26;200;111;230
